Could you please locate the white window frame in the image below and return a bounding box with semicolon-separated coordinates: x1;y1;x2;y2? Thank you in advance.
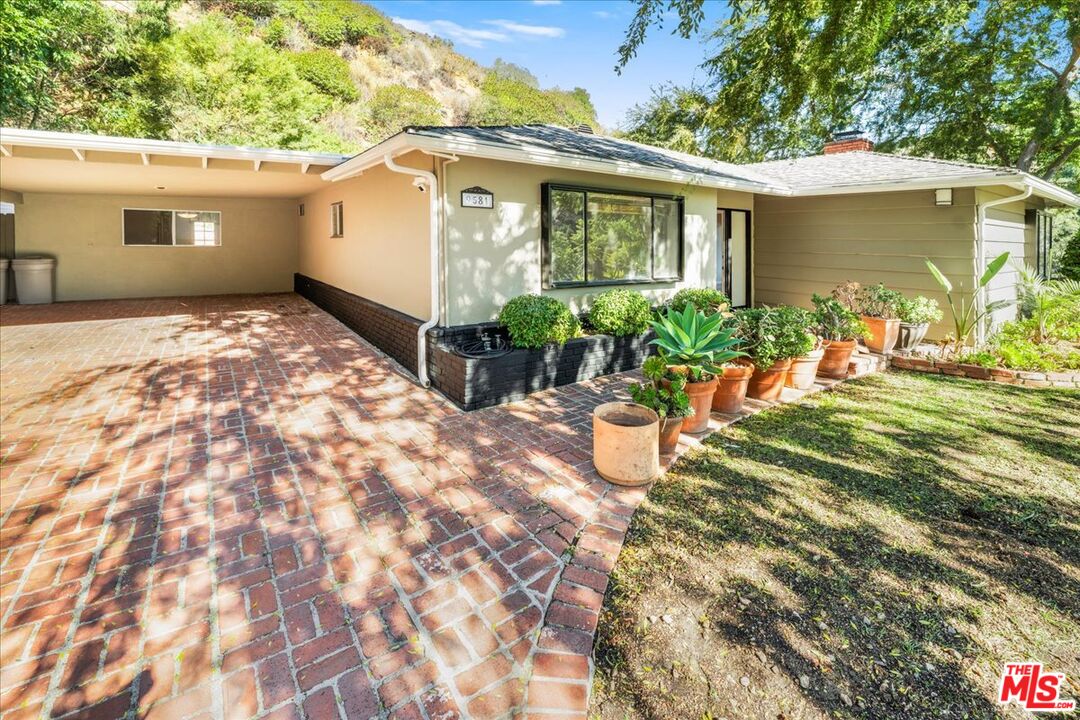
330;202;344;238
121;208;222;247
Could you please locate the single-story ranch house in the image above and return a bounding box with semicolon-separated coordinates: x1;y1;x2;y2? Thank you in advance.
1;124;1076;405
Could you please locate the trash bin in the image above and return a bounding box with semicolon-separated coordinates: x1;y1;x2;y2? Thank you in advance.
12;256;56;305
0;258;8;306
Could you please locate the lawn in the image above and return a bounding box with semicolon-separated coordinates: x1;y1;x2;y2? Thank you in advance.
593;370;1080;720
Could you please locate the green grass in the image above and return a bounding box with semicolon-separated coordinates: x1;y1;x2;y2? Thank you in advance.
593;371;1080;720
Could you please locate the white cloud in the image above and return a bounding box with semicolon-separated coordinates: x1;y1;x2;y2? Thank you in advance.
532;0;562;5
392;17;509;47
482;19;566;38
592;10;614;19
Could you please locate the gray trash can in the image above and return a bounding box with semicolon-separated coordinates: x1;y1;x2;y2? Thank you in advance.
0;258;8;306
12;256;56;305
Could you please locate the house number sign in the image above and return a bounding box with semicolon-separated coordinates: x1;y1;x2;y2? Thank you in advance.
461;186;494;209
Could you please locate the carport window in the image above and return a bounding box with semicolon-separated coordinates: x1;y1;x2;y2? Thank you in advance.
541;183;684;288
330;202;344;237
123;209;221;246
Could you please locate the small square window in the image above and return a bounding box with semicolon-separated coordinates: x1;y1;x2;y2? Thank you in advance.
330;202;343;237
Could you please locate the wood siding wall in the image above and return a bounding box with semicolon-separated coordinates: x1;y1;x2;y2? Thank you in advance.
754;188;978;340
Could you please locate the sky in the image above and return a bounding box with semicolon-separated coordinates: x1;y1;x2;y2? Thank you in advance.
366;0;724;129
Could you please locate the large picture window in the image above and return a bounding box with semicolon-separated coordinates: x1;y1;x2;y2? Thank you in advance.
123;209;221;246
542;183;683;287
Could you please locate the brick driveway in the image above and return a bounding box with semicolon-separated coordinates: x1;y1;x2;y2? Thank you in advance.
1;294;646;720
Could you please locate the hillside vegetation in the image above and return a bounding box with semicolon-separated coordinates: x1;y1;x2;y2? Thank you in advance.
0;0;599;153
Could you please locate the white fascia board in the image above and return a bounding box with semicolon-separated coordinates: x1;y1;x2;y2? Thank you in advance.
790;172;1080;207
322;132;788;194
0;127;350;167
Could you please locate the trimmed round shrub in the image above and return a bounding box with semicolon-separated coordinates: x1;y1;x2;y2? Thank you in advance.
291;49;358;101
588;288;652;336
667;287;730;315
498;295;580;349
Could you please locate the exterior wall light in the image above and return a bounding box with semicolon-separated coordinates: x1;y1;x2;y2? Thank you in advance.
935;188;953;206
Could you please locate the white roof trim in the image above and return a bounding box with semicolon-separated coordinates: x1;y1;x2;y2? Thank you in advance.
321;132;789;194
789;172;1080;206
0;127;349;167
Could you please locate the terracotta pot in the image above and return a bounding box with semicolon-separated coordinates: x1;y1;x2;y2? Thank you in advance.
658;415;683;455
592;402;659;486
746;359;792;402
712;363;753;414
895;322;929;353
861;315;900;354
818;339;857;379
785;347;825;390
680;376;718;434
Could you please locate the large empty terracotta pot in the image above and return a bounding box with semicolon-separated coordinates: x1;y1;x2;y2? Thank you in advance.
861;315;900;354
746;359;792;402
712;363;754;414
785;347;825;389
680;376;718;434
818;339;857;378
593;402;659;486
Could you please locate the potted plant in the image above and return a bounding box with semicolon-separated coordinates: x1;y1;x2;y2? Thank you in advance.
851;282;904;354
628;356;693;454
729;306;816;401
711;358;754;415
650;304;745;433
785;332;825;390
812;294;869;378
895;295;943;352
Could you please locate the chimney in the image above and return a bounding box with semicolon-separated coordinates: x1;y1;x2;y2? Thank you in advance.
823;130;874;154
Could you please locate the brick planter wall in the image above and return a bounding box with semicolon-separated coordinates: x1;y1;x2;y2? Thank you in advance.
890;355;1080;388
294;274;656;410
429;331;656;411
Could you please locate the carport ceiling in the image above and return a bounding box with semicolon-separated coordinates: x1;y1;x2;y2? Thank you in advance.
0;130;348;198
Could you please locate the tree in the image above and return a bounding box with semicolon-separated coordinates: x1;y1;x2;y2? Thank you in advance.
1059;228;1080;280
490;59;539;88
617;0;1080;186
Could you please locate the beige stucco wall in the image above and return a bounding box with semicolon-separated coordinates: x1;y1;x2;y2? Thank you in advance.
442;156;734;326
753;188;980;339
298;152;433;320
9;192;298;301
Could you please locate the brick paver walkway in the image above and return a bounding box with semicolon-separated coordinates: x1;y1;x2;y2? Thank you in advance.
1;294;646;720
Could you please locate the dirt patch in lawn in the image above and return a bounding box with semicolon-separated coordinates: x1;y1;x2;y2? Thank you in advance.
593;371;1080;720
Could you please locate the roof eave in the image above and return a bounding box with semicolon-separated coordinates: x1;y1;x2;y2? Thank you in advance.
0;127;350;166
789;172;1080;207
322;132;788;195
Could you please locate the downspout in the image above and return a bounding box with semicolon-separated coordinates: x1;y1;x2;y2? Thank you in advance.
974;184;1032;344
384;152;440;387
426;151;459;329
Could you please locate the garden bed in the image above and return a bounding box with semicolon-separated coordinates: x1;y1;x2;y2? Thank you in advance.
428;326;655;410
890;354;1080;387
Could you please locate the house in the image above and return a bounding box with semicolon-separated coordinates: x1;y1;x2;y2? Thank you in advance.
1;125;1076;396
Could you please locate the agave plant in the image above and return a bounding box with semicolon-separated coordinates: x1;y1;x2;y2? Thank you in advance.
649;303;745;378
926;252;1013;355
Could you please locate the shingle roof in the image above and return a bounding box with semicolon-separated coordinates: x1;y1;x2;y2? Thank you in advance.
744;151;1019;191
404;124;784;190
